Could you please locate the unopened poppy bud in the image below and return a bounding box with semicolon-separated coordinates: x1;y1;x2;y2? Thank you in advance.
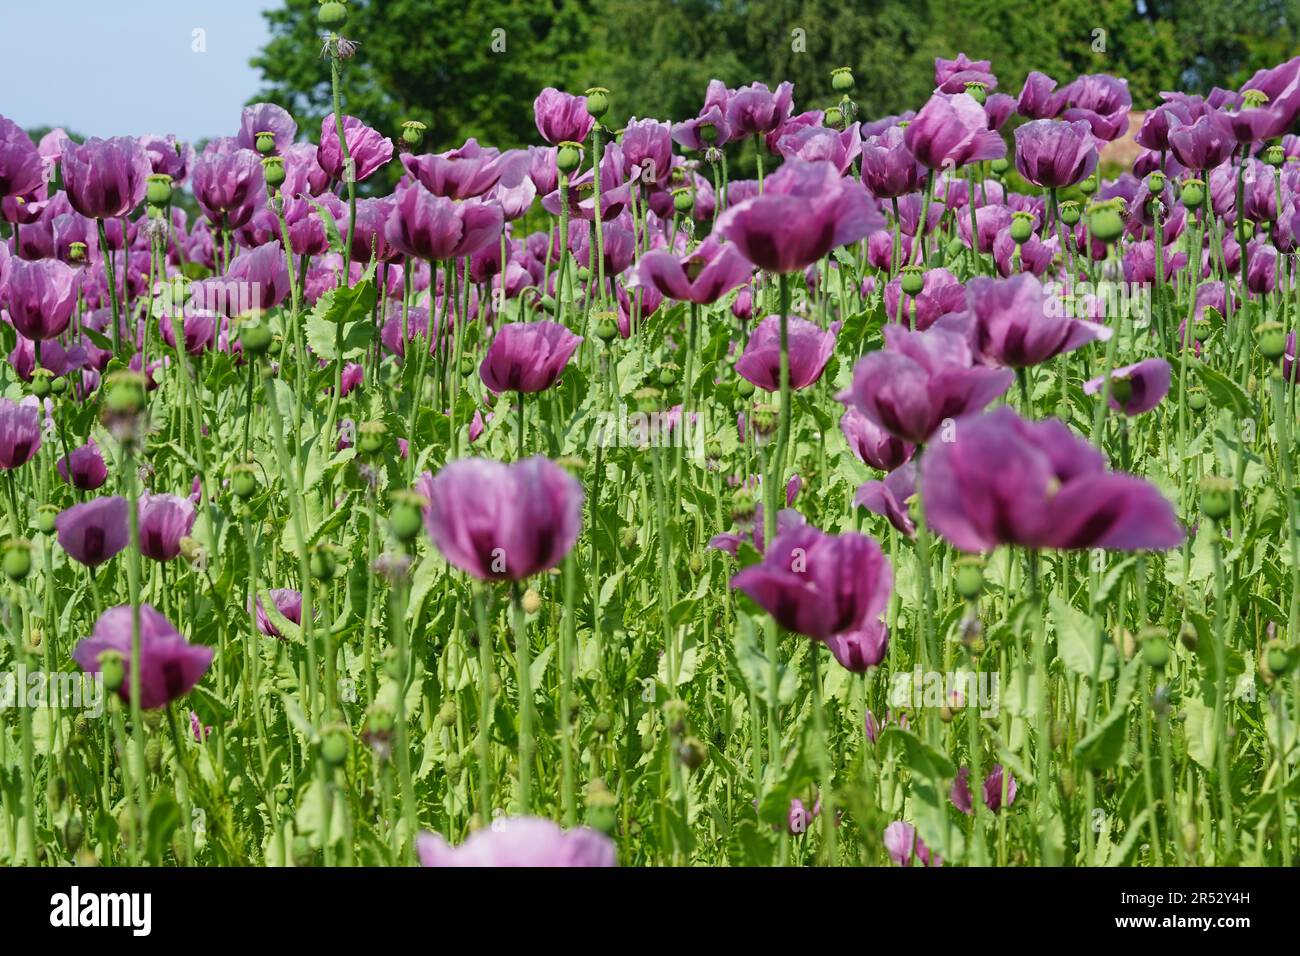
2;538;32;581
145;173;173;206
357;420;387;456
831;67;855;93
1199;476;1234;521
1058;200;1080;226
585;777;618;833
145;737;163;774
457;353;475;376
104;370;148;416
585;87;610;119
729;490;757;526
100;650;126;694
592;713;612;735
1265;143;1285;167
261;155;286;188
1265;640;1294;677
963;81;987;105
671;187;694;213
1139;628;1170;669
1180;178;1205;208
1179;622;1198;651
735;377;756;398
556;142;583;174
677;735;707;771
64;814;84;854
657;364;679;387
35;505;58;535
955;556;984;599
823;106;844;129
990;157;1009;175
595;316;619;343
900;265;925;296
521;588;542;614
320;723;350;766
389;490;425;543
1187;388;1208;413
1087;200;1125;243
1257;321;1288;360
310;543;338;580
317;0;348;29
1009;211;1035;244
1181;821;1199;854
230;463;259;499
401;120;426;147
436;700;458;726
240;321;274;355
750;403;778;435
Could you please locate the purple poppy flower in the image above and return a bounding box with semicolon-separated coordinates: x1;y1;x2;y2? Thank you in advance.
384;184;503;262
1017;71;1067;120
1084;358;1172;417
731;524;892;640
716;159;882;273
138;133;194;185
479;321;581;394
419;456;584;581
861;126;926;200
951;764;1018;814
734;315;835;392
0;117;44;200
708;506;805;557
58;439;108;490
853;461;918;538
401;139;525;200
935;53;997;93
1134;102;1194;153
0;397;41;470
3;256;77;341
282;142;330;197
726;81;794;138
417;817;614;867
533;89;595;146
1230;57;1300;142
138;493;197;561
1166;112;1236;171
884;821;941;867
984;93;1016;130
823;618;890;672
1060;74;1132;141
840;407;915;471
1013;120;1098;189
673;105;732;152
255;588;303;639
237;102;297;155
61;136;152;220
775;123;863;175
904;92;1006;170
73;604;213;710
619;118;672;186
993;229;1056;277
840;324;1014;445
55;496;130;566
191;139;265;230
319;114;393;183
966;274;1109;368
631;235;752;306
920;406;1185;552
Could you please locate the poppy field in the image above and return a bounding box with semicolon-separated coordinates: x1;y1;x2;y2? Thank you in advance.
1;2;1299;869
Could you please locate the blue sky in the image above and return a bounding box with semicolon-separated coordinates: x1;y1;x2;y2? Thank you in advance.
1;1;275;142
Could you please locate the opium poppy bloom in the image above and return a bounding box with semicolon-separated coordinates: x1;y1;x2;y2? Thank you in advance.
61;136;152;220
255;589;303;639
73;604;213;710
4;256;78;341
0;397;42;469
55;496;130;566
1083;357;1171;416
318;114;393;183
417;817;614;867
420;456;584;581
138;493;197;561
533;89;595;146
479;321;581;394
734;315;835;391
58;439;109;490
965;274;1109;368
631;236;753;304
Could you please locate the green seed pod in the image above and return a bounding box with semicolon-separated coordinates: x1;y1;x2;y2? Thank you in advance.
261;156;286;188
357;420;387;456
389;490;426;543
592;713;612;735
1257;321;1288;360
146;174;173;206
730;489;757;526
658;364;679;387
1199;476;1234;522
1009;211;1035;244
1181;178;1206;209
144;737;163;775
444;751;463;778
557;142;583;175
230;463;259;500
672;187;694;214
401;121;427;147
990;157;1010;175
1140;631;1170;670
735;377;756;399
29;368;53;398
963;81;987;105
1265;143;1285;167
317;1;348;30
1077;173;1098;196
1265;641;1294;677
585;87;610;119
437;700;458;727
1058;200;1081;226
954;556;985;600
900;265;925;296
595;316;619;343
240;321;274;355
309;543;338;581
1087;200;1125;243
823;106;844;129
320;724;350;767
831;67;855;93
2;538;32;581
